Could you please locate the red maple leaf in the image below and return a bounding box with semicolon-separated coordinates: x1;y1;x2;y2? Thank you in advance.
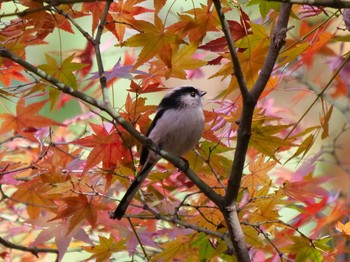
0;97;61;138
73;123;132;173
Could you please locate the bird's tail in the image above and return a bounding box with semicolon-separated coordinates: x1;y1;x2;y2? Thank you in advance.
111;162;155;220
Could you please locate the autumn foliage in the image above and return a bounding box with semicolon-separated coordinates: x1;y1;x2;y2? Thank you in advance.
1;0;350;261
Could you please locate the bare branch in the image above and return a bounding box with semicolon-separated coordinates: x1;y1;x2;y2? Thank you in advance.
0;236;59;261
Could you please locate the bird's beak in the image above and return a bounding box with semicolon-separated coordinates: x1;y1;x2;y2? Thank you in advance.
200;90;206;97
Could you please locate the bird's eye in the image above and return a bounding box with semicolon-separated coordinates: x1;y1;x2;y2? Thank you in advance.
190;91;196;97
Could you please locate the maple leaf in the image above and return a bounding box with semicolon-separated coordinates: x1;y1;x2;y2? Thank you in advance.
127;80;167;93
241;155;276;196
282;179;328;205
248;192;283;223
167;1;220;43
122;93;155;123
73;123;132;173
89;58;147;83
152;235;200;262
76;41;94;76
298;22;336;67
81;2;115;36
250;120;294;161
0;97;61;137
107;0;153;43
123;15;182;68
200;18;250;52
191;208;223;231
38;53;88;108
336;221;350;236
0;63;28;87
280;235;326;261
165;42;207;79
154;0;166;13
248;0;281;19
50;194;109;234
320;104;333;139
11;177;57;219
0;18;45;58
315;200;350;233
83;235;125;262
242;225;264;248
38;145;79;184
31;219;93;261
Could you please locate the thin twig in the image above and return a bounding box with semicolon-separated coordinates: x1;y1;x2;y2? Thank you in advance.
127;217;150;261
141;203;234;254
0;236;59;261
212;0;249;100
94;0;112;104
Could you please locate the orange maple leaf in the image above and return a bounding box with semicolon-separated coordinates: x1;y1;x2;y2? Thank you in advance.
336;221;350;236
0;63;28;86
241;155;275;196
168;1;220;42
82;2;115;35
50;194;109;234
11;177;57;220
73;123;132;173
107;0;153;43
123;14;182;68
0;97;61;137
165;42;207;79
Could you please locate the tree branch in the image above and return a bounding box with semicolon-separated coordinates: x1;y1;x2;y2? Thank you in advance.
212;3;292;261
0;236;59;261
212;0;249;100
0;48;223;209
94;0;112;104
140;204;234;254
267;0;350;8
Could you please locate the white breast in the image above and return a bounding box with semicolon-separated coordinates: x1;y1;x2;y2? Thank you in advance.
148;107;204;161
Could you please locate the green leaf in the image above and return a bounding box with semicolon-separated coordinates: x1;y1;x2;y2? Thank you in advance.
296;246;323;262
38;53;88;109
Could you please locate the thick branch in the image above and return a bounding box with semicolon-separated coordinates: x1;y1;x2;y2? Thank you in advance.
213;3;292;261
267;0;350;8
0;48;223;209
225;3;292;206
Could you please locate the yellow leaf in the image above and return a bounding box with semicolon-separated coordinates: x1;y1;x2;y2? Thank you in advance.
83;235;125;262
123;15;181;69
320;105;333;139
241;155;275;196
151;235;200;262
336;221;350;236
166;42;207;79
242;225;264;247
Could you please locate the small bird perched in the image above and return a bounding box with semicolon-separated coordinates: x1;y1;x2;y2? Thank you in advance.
111;86;206;220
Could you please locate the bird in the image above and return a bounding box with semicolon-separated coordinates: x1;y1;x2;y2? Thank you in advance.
111;86;206;220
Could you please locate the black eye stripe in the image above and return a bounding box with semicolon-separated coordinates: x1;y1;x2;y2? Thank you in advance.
159;86;201;109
